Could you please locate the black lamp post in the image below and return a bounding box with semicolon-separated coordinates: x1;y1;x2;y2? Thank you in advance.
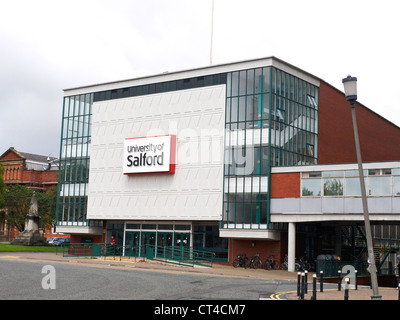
342;75;381;300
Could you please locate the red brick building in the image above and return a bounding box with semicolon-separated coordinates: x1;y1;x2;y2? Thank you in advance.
318;81;400;164
0;147;58;191
0;147;59;239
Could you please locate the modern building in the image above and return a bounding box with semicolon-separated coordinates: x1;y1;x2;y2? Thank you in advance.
56;57;400;268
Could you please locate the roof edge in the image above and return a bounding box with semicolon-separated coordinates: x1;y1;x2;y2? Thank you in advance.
0;147;26;161
320;79;400;130
63;56;321;95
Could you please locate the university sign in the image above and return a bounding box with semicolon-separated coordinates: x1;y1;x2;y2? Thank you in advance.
123;135;176;174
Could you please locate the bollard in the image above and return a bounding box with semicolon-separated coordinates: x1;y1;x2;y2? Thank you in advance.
355;270;358;290
300;272;305;300
320;270;324;292
398;284;400;301
305;270;308;294
311;274;317;300
398;264;400;288
338;270;341;291
297;272;301;296
344;278;349;300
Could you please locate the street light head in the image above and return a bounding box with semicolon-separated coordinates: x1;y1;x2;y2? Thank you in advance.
342;75;357;102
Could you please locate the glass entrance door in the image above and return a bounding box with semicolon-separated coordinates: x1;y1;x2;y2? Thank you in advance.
174;233;190;248
125;231;140;257
174;233;190;259
141;232;156;258
156;232;173;258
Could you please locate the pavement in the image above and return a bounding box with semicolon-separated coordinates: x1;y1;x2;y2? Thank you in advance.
284;286;398;300
0;251;399;300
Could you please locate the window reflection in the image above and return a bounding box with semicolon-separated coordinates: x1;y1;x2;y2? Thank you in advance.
323;178;344;196
394;176;400;195
369;176;391;196
302;168;400;197
345;178;362;196
302;179;321;196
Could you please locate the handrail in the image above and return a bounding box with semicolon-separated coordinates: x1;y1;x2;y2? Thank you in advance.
62;243;216;267
376;237;396;273
144;244;216;267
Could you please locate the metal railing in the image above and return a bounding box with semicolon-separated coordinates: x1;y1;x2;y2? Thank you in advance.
147;244;216;267
62;243;215;267
61;243;109;257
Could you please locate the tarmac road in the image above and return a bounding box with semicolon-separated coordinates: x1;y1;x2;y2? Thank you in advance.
0;252;295;300
0;252;398;301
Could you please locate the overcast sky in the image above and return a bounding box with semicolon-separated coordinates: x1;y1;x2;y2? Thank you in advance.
1;0;399;158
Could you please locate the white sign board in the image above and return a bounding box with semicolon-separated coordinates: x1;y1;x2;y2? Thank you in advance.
123;135;176;174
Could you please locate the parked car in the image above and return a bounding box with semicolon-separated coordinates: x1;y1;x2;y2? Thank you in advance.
47;237;61;245
52;238;70;246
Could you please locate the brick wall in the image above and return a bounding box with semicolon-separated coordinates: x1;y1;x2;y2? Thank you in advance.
2;163;57;191
270;172;300;198
318;80;400;164
1;148;58;191
228;238;284;265
1;151;20;161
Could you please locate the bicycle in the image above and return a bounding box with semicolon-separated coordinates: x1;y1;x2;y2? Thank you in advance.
246;253;262;269
296;256;311;271
264;255;280;270
233;253;248;268
280;254;301;271
280;254;289;270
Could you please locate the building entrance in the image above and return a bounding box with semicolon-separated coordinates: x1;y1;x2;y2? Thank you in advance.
174;233;190;248
141;232;156;258
121;222;228;261
125;231;140;256
156;232;173;257
174;233;191;259
123;222;197;260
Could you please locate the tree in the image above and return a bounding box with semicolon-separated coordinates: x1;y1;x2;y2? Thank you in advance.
0;164;6;231
36;186;57;230
4;184;32;232
4;184;57;232
0;163;5;208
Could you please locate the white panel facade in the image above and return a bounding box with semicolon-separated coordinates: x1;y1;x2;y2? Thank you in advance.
87;85;226;221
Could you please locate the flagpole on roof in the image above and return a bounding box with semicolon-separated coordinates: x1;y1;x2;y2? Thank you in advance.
210;0;214;65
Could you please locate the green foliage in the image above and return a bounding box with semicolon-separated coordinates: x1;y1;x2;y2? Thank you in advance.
4;184;32;231
0;163;6;208
302;187;314;196
36;186;57;230
0;243;58;252
323;178;344;196
4;185;57;232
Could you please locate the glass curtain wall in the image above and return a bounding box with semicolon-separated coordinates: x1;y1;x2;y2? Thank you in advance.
56;94;102;227
223;67;319;230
